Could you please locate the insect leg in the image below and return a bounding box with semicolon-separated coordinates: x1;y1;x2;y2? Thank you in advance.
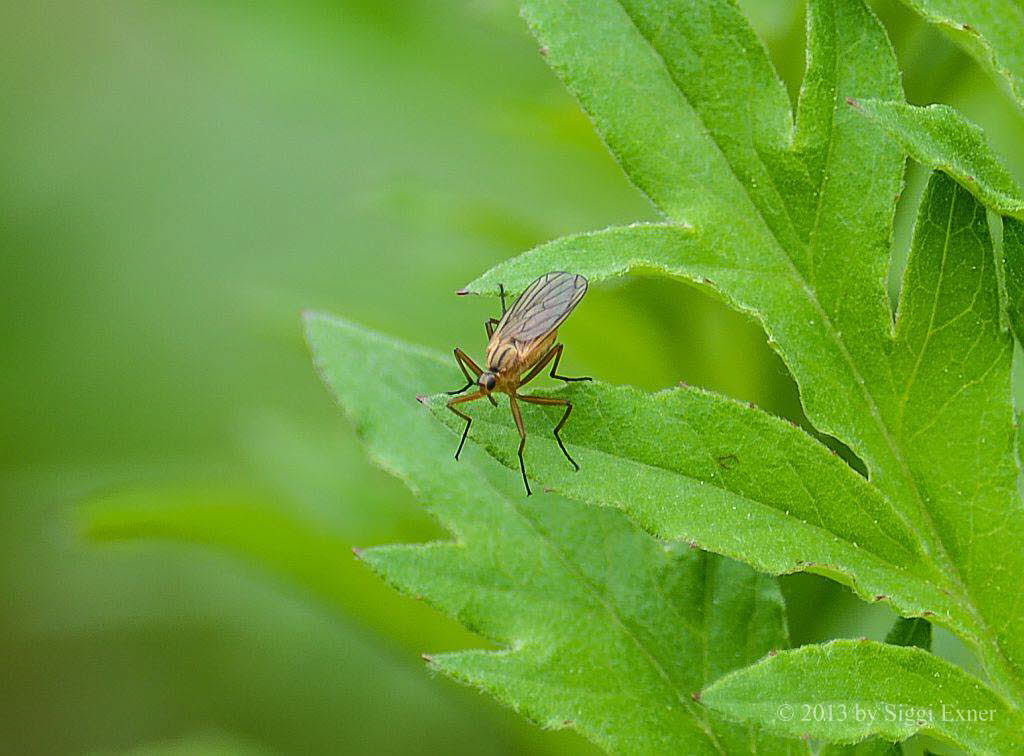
447;348;484;395
508;395;531;495
548;343;591;383
499;283;507;315
484;318;500;339
447;389;486;460
519;394;579;471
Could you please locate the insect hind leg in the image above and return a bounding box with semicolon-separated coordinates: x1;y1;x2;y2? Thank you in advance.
518;394;579;471
548;344;591;383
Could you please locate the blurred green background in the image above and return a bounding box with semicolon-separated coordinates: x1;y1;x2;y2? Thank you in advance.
3;1;1022;753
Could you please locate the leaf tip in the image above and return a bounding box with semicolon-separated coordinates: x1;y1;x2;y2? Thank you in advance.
422;653;435;664
416;394;429;404
455;288;470;296
352;546;364;558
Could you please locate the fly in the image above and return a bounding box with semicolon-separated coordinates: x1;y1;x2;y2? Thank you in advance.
446;271;591;495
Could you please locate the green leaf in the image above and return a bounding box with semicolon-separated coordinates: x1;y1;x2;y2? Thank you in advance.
850;100;1024;219
304;313;806;754
895;0;1024;108
890;172;1021;695
459;0;1024;710
424;381;965;633
701;640;1024;753
885;618;932;651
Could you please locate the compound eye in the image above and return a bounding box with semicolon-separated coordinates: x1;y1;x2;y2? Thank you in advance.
484;375;497;390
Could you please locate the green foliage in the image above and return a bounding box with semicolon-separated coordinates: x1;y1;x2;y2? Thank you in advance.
443;177;1023;752
305;314;806;754
53;0;1023;751
702;640;1024;752
303;0;1024;751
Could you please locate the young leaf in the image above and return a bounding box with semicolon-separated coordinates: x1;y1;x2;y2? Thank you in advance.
461;0;1024;708
894;0;1024;108
304;313;806;754
701;640;1024;753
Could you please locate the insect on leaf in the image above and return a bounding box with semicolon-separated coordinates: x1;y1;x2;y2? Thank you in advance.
304;0;1024;750
305;313;808;755
458;0;1024;718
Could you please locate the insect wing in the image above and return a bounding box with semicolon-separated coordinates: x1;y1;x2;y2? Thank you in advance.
492;272;587;347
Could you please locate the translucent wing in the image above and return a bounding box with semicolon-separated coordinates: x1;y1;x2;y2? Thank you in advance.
493;271;588;345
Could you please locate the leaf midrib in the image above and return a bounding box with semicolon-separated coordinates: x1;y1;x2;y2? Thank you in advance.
608;0;1019;700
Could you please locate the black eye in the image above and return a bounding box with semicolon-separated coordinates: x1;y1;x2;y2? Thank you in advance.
483;375;496;389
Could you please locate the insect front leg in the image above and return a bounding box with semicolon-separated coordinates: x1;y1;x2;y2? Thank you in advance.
447;348;483;395
519;394;579;471
508;395;531;496
447;389;486;460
